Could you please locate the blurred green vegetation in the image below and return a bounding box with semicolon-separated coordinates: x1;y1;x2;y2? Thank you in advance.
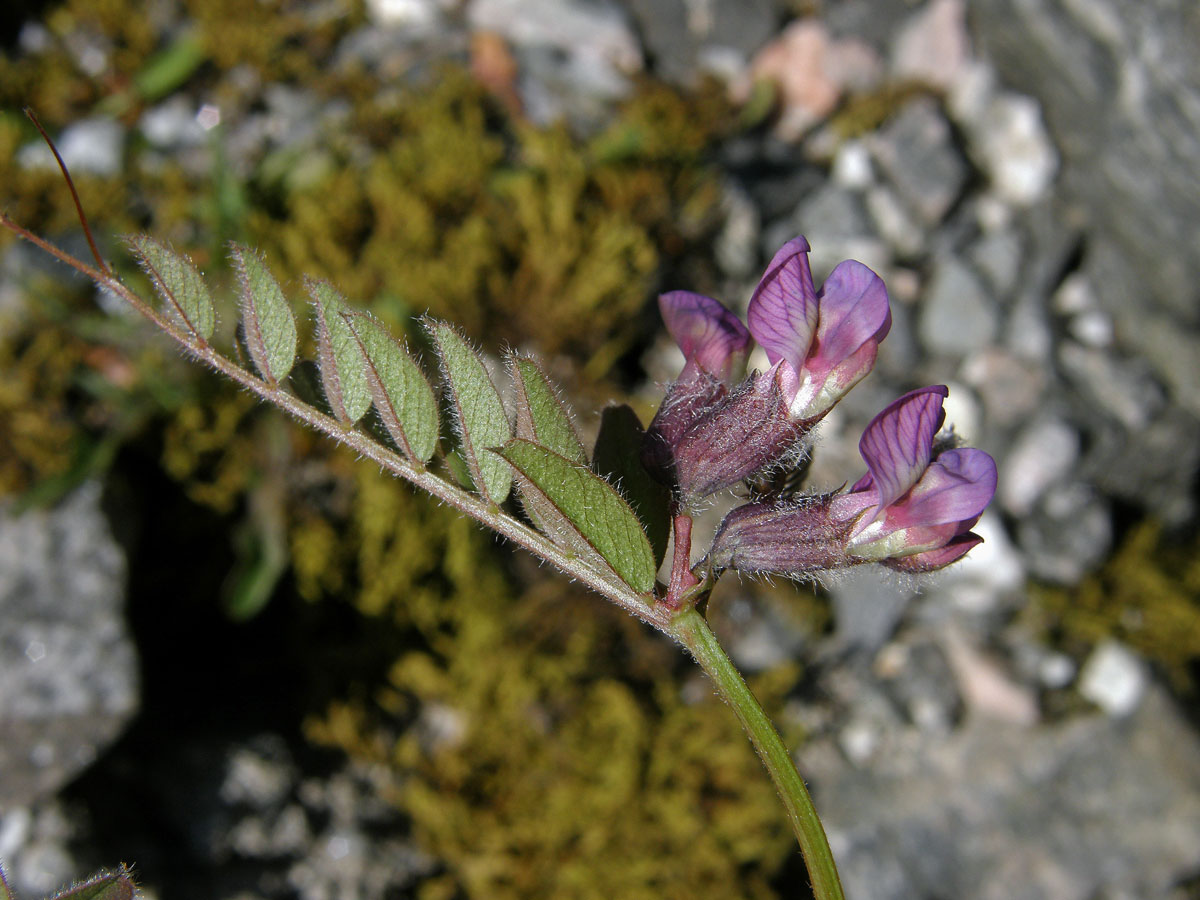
0;1;803;895
1031;520;1200;699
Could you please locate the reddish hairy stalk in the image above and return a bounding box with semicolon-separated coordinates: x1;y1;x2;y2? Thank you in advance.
23;107;111;277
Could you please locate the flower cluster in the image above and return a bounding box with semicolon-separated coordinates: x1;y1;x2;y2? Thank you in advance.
645;236;996;577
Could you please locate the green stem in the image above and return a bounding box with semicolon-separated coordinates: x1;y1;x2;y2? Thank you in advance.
671;607;845;900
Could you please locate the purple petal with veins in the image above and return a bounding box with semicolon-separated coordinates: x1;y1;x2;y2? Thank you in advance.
858;386;948;509
659;290;751;381
746;236;818;372
809;260;891;376
891;448;997;530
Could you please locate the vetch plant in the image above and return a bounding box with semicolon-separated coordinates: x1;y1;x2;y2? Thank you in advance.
1;117;996;900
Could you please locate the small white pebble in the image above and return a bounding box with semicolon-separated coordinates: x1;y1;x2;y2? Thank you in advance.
1079;641;1146;717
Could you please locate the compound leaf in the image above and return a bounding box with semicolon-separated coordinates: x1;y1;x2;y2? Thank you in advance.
593;404;671;568
49;866;136;900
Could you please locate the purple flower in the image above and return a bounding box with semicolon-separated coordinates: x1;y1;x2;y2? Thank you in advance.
831;385;996;571
709;386;997;575
747;236;892;422
643;236;891;504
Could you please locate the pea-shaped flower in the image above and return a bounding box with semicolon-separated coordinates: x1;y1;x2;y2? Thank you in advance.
747;236;892;422
710;386;997;575
643;236;892;505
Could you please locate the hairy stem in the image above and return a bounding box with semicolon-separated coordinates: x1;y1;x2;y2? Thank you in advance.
0;218;670;630
670;607;845;900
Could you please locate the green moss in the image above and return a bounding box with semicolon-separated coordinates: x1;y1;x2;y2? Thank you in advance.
0;325;87;493
1031;520;1200;695
311;580;797;900
255;69;727;382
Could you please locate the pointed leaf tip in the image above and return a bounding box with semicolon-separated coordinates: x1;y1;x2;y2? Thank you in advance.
427;321;512;504
128;234;215;340
305;279;371;424
344;311;439;463
49;866;136;900
511;355;587;465
495;439;657;595
230;244;297;384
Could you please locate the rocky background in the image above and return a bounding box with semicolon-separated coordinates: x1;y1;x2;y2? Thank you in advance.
2;0;1199;898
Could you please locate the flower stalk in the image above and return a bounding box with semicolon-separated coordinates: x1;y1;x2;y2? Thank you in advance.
670;607;845;900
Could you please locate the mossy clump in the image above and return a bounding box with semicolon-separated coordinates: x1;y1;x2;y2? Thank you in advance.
1032;520;1200;696
295;464;797;898
309;579;798;900
256;70;729;383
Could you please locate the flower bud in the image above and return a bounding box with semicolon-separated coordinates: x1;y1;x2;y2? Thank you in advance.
709;497;850;576
669;370;802;501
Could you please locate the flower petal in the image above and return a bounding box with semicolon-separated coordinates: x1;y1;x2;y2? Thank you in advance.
891;447;997;530
858;386;949;509
659;290;751;381
810;260;891;375
882;532;984;573
747;236;819;371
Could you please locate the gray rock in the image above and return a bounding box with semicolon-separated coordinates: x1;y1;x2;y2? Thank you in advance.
865;185;926;258
717;590;808;674
923;512;1026;617
1000;416;1081;517
0;803;78;899
1017;482;1112;585
873;291;922;380
713;181;762;279
364;0;443;31
869;97;970;225
918;256;999;356
140;97;209;150
624;0;778;85
772;182;889;281
1058;341;1165;431
968;229;1023;300
970;0;1200;415
971;92;1059;206
827;567;914;656
468;0;640;124
890;0;971;91
876;637;963;734
822;0;920;49
1081;411;1200;527
0;483;138;809
813;683;1200;900
961;348;1050;428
